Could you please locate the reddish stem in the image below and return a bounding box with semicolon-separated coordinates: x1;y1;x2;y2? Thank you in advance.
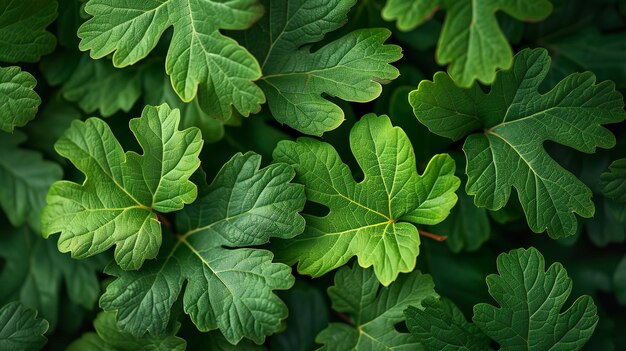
156;212;172;228
418;229;447;242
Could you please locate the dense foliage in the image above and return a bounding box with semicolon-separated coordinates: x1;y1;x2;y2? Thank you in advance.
1;0;625;350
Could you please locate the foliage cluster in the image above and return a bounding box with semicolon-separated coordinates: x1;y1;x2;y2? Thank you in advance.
1;0;626;350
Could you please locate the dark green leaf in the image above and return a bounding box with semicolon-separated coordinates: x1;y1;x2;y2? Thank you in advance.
100;152;305;344
405;297;492;351
316;263;437;350
411;48;626;238
0;301;48;351
473;247;599;351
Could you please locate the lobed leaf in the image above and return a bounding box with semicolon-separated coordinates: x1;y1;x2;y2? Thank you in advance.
0;0;57;62
100;153;305;345
241;0;402;135
411;48;626;238
67;311;186;351
405;298;492;351
0;226;105;327
382;0;552;87
316;263;437;350
600;159;626;203
42;103;203;270
77;0;265;121
272;114;459;285
0;301;48;351
0;66;41;132
0;132;62;230
473;247;598;351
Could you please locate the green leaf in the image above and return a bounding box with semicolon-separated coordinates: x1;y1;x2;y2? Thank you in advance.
410;48;626;238
57;54;142;117
241;0;402;135
67;311;186;351
405;297;493;351
23;96;82;162
0;66;41;132
0;0;57;63
431;155;490;253
0;301;49;351
383;0;552;87
381;0;439;32
142;62;232;143
270;282;329;351
316;263;437;350
473;247;598;351
543;28;626;90
99;152;305;344
0;226;105;327
272;114;459;285
42;103;203;270
614;255;626;306
0;132;62;230
77;0;265;121
601;159;626;203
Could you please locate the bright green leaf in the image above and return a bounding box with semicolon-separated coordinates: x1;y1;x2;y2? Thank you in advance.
142;62;233;143
600;159;626;203
473;247;599;351
0;66;41;132
42;103;203;270
0;132;62;230
77;0;265;121
0;226;105;327
100;152;305;344
272;114;459;286
67;311;186;351
381;0;438;32
405;297;493;351
411;48;626;238
0;0;57;62
382;0;552;86
0;301;48;351
316;263;436;350
241;0;402;135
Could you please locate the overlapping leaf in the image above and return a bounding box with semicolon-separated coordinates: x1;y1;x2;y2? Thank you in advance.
0;301;48;351
474;247;598;350
405;298;492;351
0;226;105;327
241;0;402;135
411;48;626;238
614;255;626;305
67;311;186;351
382;0;552;87
54;53;142;117
42;104;203;270
601;159;626;203
272;114;459;286
99;153;305;345
316;263;437;350
0;66;41;132
431;155;490;253
0;132;62;230
0;0;57;62
542;28;626;89
77;0;265;121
